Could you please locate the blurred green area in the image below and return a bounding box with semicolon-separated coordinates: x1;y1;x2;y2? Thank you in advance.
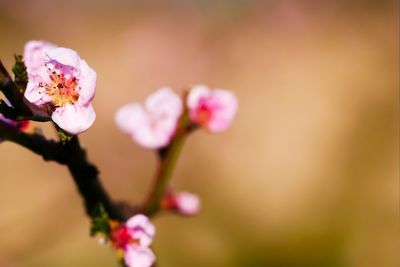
0;0;398;267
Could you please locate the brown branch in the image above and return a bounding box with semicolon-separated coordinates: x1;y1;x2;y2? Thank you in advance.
0;117;131;221
1;59;132;221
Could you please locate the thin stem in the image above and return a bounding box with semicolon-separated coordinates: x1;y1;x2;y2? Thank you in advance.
143;130;187;216
142;108;192;216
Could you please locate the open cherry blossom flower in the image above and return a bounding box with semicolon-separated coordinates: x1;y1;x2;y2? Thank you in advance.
110;214;156;267
125;214;156;247
187;85;238;132
115;87;182;149
24;46;96;135
24;40;57;75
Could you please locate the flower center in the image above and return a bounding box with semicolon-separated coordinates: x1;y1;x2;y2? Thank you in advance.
42;70;80;107
196;101;213;126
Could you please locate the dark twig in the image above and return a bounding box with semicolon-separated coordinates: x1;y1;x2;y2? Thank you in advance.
0;120;130;221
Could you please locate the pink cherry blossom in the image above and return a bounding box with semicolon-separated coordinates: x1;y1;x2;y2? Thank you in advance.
115;87;182;149
110;214;156;267
24;47;96;135
23;40;57;75
187;85;238;132
125;214;155;247
124;244;155;267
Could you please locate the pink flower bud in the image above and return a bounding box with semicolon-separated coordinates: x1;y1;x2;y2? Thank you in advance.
175;191;201;216
115;87;182;149
162;191;201;216
124;244;155;267
24;46;96;135
187;85;238;132
23;40;57;75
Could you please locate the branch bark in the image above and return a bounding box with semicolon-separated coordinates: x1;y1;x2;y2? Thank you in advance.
0;120;129;221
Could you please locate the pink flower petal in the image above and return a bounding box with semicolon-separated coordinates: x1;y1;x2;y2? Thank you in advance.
77;59;96;105
46;47;81;69
23;40;57;74
115;104;148;136
187;84;210;110
124;245;155;267
51;103;96;135
145;87;182;118
206;89;238;132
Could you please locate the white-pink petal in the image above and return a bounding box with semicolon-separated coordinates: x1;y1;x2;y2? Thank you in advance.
51;104;96;135
23;40;57;74
124;245;155;267
145;87;182;118
46;47;81;69
77;59;96;105
206;89;238;132
187;84;210;110
115;104;148;135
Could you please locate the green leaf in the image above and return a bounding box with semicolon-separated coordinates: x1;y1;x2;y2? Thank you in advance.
12;55;28;93
90;203;111;237
57;127;73;144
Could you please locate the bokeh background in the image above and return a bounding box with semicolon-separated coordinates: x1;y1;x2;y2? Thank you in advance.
0;0;398;266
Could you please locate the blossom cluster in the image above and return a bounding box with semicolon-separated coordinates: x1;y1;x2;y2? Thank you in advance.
115;85;238;149
1;40;239;267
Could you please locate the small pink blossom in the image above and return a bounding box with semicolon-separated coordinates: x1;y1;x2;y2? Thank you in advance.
187;85;238;132
110;214;156;267
124;244;155;267
23;40;57;75
115;87;182;149
125;214;155;247
24;46;96;135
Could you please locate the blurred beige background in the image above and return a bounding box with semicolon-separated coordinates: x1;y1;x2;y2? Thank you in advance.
0;0;398;266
